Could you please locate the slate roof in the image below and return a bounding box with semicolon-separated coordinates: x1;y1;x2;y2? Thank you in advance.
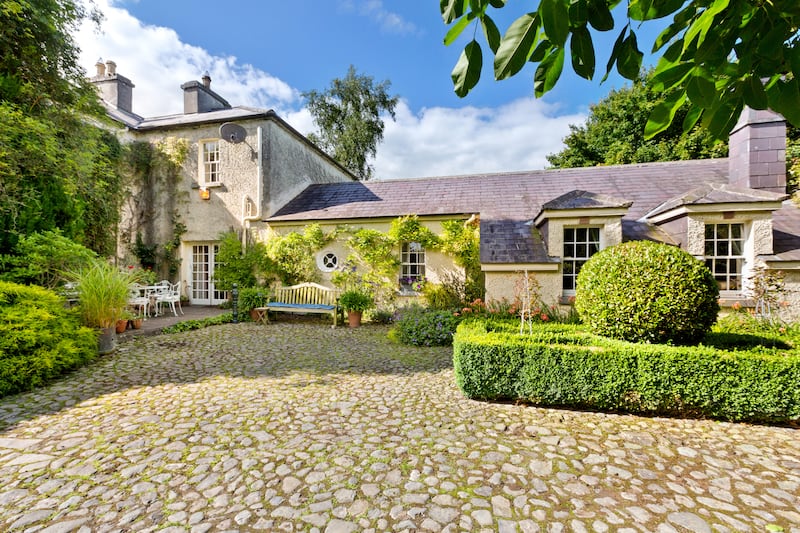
645;183;789;220
541;190;633;211
103;103;272;131
268;158;800;264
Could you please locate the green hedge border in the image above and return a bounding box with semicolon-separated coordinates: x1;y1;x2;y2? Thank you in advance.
453;320;800;423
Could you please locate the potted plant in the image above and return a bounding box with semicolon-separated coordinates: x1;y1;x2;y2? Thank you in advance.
238;287;270;321
339;289;374;328
68;261;132;354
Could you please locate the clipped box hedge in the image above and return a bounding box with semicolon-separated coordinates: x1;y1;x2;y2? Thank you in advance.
0;282;97;397
453;320;800;423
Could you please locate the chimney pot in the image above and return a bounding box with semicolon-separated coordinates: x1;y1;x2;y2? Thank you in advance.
202;71;211;88
106;60;116;75
95;58;106;77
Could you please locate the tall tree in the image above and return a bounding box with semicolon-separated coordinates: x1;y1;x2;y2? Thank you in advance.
303;66;398;180
441;1;800;139
0;0;124;256
547;72;727;168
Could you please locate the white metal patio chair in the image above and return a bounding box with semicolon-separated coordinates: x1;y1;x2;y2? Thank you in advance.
156;281;183;317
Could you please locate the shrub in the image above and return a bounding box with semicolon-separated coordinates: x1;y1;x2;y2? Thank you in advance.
368;308;394;324
0;282;97;397
453;320;800;423
391;305;462;346
0;230;97;288
575;240;719;344
161;313;234;334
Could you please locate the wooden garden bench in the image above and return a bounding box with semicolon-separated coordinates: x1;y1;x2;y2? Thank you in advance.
255;282;341;326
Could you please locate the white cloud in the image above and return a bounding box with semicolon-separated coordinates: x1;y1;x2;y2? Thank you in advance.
373;100;585;178
77;0;299;117
339;0;417;35
77;0;580;178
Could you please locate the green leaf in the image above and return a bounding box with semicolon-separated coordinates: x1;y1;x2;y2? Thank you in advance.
602;26;629;82
587;0;614;31
452;40;483;97
529;40;552;63
494;13;540;80
702;99;743;139
481;15;502;53
617;32;643;80
645;91;687;138
540;0;570;47
570;26;595;80
683;0;730;52
568;0;589;28
629;0;684;21
444;14;473;46
767;78;800;126
489;0;506;7
682;104;703;133
441;0;469;24
650;63;693;91
686;74;717;108
743;76;768;110
534;47;565;97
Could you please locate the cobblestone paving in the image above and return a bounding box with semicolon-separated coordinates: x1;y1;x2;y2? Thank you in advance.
0;323;798;532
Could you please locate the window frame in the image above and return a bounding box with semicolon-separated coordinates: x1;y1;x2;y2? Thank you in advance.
561;226;601;295
399;241;426;290
704;222;745;296
200;139;221;185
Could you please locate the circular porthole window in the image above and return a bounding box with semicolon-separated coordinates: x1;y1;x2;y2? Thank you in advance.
317;251;339;272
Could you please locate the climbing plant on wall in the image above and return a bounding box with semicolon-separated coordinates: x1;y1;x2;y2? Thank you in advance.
265;224;337;285
264;214;483;305
122;137;190;279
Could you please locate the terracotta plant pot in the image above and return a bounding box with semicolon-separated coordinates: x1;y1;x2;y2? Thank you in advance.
347;310;363;328
115;319;128;334
131;318;143;330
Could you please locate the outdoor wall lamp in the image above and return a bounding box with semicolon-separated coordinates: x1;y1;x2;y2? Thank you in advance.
199;187;210;200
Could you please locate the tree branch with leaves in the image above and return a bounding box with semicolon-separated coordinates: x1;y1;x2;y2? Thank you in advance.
442;0;800;139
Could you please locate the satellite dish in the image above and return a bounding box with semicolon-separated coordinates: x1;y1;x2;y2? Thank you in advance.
219;122;247;144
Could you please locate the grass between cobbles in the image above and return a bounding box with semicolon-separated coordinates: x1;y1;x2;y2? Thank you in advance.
453;319;800;424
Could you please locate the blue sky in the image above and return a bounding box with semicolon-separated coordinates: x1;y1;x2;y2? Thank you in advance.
77;1;662;178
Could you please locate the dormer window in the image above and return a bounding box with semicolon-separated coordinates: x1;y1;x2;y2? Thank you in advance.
562;227;600;293
201;140;220;184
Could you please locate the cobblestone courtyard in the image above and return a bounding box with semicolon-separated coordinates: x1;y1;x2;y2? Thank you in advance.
0;323;798;532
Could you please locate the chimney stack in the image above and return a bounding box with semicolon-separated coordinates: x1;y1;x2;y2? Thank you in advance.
181;73;230;114
729;107;787;194
89;59;134;114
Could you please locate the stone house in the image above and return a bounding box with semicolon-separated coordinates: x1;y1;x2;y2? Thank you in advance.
92;62;800;317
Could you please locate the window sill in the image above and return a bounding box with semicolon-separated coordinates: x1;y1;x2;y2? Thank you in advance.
192;182;226;190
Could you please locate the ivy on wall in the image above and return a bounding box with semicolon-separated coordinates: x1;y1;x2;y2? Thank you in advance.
264;214;482;305
122;137;190;280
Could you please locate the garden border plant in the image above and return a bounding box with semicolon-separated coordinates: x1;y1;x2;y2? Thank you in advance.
453;319;800;423
0;281;97;397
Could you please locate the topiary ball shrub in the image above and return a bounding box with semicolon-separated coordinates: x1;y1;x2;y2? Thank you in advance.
575;240;719;344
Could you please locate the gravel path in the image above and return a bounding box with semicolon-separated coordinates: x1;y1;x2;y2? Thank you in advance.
0;323;798;532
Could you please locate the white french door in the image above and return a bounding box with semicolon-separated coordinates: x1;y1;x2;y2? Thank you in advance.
190;243;228;305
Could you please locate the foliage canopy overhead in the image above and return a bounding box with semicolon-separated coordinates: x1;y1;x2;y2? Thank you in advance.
547;70;727;168
303;65;399;181
441;0;800;139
